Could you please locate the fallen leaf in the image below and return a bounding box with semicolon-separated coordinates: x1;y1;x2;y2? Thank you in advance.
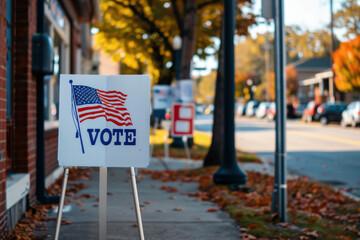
247;224;259;230
236;211;244;217
305;230;319;238
206;208;218;212
173;207;183;211
61;220;72;225
239;233;256;239
298;237;309;240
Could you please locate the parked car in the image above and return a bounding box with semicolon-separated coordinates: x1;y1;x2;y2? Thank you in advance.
265;102;296;120
236;103;246;117
204;104;214;115
314;102;346;125
256;102;270;119
302;101;321;122
341;101;360;127
287;103;296;119
294;104;306;118
266;102;276;120
195;104;205;115
245;100;259;117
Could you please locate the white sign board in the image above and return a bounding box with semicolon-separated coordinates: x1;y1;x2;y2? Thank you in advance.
152;85;172;110
58;74;150;167
179;80;193;103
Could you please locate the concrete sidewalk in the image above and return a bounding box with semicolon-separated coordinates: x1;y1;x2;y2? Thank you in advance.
37;158;244;240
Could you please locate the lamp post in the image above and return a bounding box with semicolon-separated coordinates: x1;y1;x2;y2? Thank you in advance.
170;35;185;148
172;36;182;80
213;0;247;187
247;79;253;100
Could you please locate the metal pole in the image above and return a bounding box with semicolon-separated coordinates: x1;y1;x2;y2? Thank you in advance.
36;0;59;205
329;0;336;103
274;0;287;222
175;49;181;80
150;118;158;157
183;136;191;160
164;125;169;160
130;167;145;240
271;0;279;216
54;168;69;240
99;167;107;240
213;0;247;185
171;48;185;148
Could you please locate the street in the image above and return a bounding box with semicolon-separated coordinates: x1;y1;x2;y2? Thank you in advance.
195;114;360;198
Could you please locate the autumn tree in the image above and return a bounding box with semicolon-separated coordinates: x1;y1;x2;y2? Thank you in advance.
95;0;254;85
285;26;335;62
333;0;360;39
332;35;360;92
234;26;334;102
254;66;298;102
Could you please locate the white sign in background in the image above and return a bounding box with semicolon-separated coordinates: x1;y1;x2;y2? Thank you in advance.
179;80;193;103
58;74;150;167
152;85;172;110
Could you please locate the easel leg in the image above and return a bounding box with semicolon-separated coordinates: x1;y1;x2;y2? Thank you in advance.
130;167;145;240
54;167;69;240
99;167;107;240
150;118;158;157
183;136;191;160
164;129;169;161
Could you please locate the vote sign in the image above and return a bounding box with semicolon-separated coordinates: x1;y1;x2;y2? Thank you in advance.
152;85;172;119
58;74;150;167
171;103;195;137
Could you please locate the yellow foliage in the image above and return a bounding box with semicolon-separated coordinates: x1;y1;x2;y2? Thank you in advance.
111;52;121;62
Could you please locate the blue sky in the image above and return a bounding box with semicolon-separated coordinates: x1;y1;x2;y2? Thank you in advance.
249;0;344;37
192;0;346;77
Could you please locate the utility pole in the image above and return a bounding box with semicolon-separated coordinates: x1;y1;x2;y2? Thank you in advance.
329;0;336;103
262;0;287;222
274;0;287;222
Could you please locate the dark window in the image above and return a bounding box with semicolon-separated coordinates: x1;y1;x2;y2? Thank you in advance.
6;0;12;118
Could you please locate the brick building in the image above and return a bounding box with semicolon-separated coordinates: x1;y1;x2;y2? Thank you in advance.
0;0;99;234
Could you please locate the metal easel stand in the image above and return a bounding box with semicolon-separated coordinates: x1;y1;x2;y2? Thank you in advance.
130;167;145;240
54;167;70;240
54;167;145;240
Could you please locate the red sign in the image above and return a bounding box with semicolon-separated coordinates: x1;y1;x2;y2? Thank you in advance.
171;103;195;137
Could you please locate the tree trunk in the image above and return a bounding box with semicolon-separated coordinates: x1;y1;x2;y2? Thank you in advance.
180;0;197;79
203;22;225;167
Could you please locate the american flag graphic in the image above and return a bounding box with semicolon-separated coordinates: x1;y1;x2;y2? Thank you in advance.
72;85;133;127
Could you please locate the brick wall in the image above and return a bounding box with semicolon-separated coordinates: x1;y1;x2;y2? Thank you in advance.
0;0;8;232
13;0;37;206
45;129;59;177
